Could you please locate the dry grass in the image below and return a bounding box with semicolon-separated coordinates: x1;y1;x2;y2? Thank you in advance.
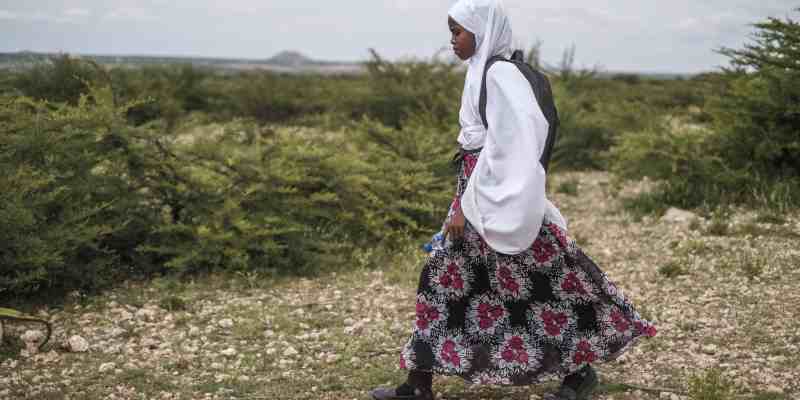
1;171;797;400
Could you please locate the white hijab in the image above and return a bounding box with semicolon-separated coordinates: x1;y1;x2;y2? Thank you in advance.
450;0;567;254
449;0;512;150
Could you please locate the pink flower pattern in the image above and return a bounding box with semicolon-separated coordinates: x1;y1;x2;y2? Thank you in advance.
532;235;558;264
573;339;598;365
468;295;508;336
529;304;573;341
430;256;471;298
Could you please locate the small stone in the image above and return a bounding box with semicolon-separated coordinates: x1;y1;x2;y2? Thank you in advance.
67;335;89;353
141;338;160;350
766;385;784;394
218;319;234;329
283;347;299;357
108;327;126;338
669;394;681;400
662;208;698;224
135;308;156;322
221;347;237;357
118;310;133;321
701;344;717;355
210;362;224;370
98;362;116;373
188;326;201;337
21;330;44;344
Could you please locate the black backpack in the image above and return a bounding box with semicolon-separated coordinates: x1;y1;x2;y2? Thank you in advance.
479;50;559;172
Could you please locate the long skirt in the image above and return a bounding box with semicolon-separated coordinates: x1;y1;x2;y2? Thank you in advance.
399;152;656;385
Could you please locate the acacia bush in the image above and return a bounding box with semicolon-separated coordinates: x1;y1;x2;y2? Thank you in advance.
610;10;800;209
11;54;104;105
0;88;159;297
0;82;454;299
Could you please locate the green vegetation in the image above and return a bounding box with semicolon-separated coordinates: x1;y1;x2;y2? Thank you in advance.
688;368;736;400
611;11;800;210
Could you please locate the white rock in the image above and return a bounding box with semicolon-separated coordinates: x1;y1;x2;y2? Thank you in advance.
283;347;299;357
98;362;116;373
118;310;133;321
218;319;234;329
669;394;681;400
141;338;160;349
21;330;44;344
662;208;698;224
135;308;156;322
108;327;126;338
701;344;717;355
325;354;339;363
67;335;89;353
210;362;224;370
188;326;201;337
766;385;784;394
221;348;237;357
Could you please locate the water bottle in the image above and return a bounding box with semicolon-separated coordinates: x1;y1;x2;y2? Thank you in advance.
423;231;446;253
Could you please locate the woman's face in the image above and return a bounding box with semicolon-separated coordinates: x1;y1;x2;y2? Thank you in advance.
448;17;476;60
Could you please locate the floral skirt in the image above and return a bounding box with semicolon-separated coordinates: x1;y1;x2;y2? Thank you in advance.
399;153;656;385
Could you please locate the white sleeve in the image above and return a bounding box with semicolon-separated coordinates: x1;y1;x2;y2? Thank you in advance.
459;61;550;254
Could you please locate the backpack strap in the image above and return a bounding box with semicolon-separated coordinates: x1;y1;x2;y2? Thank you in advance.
478;51;560;172
478;54;508;130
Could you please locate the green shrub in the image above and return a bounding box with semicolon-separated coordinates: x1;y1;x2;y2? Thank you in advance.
688;368;736;400
658;261;689;278
12;54;104;104
0;87;158;297
610;10;800;211
556;178;579;196
714;12;800;178
358;49;462;129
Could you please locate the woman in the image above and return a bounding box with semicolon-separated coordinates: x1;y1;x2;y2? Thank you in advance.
371;1;656;399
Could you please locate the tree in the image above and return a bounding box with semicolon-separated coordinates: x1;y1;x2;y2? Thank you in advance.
713;9;800;178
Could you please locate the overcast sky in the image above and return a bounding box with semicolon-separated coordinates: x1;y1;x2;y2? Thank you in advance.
1;1;797;73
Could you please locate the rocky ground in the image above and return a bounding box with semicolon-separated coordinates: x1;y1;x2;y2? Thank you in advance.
1;171;798;400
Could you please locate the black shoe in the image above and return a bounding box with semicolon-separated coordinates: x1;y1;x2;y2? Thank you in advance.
544;366;599;400
369;383;435;400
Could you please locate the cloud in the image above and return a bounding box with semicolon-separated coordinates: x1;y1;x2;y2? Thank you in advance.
0;9;88;23
0;10;19;20
104;7;159;22
64;8;91;18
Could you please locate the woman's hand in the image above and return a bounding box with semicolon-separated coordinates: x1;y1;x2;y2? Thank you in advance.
445;207;466;241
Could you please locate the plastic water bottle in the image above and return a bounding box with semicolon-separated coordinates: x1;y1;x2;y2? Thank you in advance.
423;231;446;253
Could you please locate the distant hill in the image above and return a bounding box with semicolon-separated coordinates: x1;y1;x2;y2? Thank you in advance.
265;51;317;67
0;50;364;75
0;51;693;78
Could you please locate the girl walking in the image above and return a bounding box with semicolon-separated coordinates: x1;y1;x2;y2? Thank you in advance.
371;1;656;399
